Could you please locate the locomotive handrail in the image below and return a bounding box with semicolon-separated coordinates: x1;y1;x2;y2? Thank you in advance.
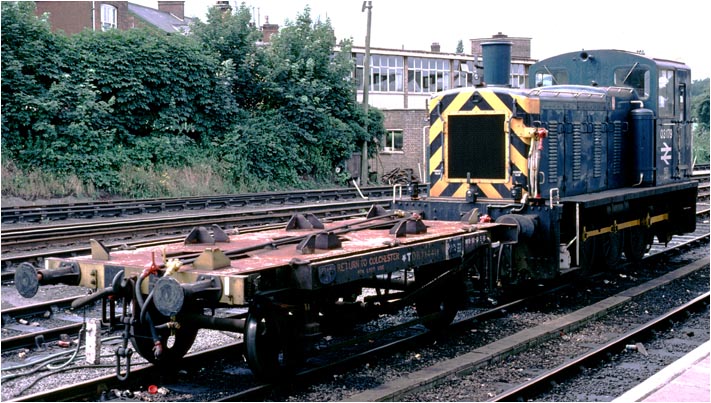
530;88;607;98
549;188;560;207
392;184;403;203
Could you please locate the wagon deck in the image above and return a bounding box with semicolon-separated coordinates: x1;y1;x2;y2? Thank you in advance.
40;209;491;305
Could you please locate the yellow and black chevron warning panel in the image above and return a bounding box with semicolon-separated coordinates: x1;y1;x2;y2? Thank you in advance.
428;87;540;199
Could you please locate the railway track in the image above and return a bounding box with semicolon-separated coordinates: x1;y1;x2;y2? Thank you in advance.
340;259;709;402
2;201;706;284
1;172;705;225
2;226;707;401
491;291;710;402
0;185;408;224
0;199;387;249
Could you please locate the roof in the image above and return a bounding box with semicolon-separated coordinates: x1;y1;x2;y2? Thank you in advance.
127;2;193;34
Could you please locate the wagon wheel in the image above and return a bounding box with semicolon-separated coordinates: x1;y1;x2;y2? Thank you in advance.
415;272;465;331
130;305;198;365
598;231;624;269
319;292;360;334
624;226;652;263
244;305;303;380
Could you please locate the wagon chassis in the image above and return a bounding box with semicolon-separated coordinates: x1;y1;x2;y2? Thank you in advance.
15;205;494;380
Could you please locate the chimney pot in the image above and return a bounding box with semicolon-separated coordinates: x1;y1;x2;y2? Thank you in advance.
215;1;232;13
262;17;279;42
158;1;185;20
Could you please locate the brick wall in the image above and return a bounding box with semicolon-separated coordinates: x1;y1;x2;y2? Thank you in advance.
157;1;184;19
35;1;130;34
470;34;531;59
371;109;429;183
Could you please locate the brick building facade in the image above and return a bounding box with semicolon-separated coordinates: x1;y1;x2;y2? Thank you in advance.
35;1;132;34
376;110;428;182
34;1;193;35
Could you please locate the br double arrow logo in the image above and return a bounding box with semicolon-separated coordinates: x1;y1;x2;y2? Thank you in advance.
660;142;672;165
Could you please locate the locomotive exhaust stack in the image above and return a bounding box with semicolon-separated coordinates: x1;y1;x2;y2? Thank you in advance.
481;41;512;87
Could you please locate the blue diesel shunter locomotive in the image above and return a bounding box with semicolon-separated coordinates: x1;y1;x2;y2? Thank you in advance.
396;45;697;287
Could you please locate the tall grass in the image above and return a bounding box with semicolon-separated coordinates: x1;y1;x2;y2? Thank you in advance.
114;163;239;198
1;158;239;201
1;159;95;200
1;156;351;203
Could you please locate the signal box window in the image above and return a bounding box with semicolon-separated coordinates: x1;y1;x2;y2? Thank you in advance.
614;65;650;100
101;4;117;31
382;130;403;153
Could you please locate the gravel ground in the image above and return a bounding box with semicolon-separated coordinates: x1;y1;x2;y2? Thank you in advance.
401;266;710;402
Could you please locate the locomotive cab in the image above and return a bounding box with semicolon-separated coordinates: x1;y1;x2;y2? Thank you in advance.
529;50;695;185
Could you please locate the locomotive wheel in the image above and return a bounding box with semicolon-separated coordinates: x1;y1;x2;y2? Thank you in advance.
624;226;652;262
578;237;597;275
655;230;673;245
244;307;303;380
130;306;198;365
599;232;624;269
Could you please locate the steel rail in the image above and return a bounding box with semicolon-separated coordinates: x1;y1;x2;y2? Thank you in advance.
0;200;387;249
1;296;78;322
2;322;85;351
489;291;711;402
1;186;405;224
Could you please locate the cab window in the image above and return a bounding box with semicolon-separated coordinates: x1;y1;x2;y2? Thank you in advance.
614;65;650;100
534;70;568;87
658;69;675;118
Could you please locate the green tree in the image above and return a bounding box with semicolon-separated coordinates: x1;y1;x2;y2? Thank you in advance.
191;4;263;109
691;78;710;164
69;28;238;149
25;71;120;188
456;39;464;54
2;2;383;196
1;2;118;187
257;8;374;179
1;1;70;157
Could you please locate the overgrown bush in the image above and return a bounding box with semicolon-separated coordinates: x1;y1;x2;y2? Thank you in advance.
0;2;384;200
